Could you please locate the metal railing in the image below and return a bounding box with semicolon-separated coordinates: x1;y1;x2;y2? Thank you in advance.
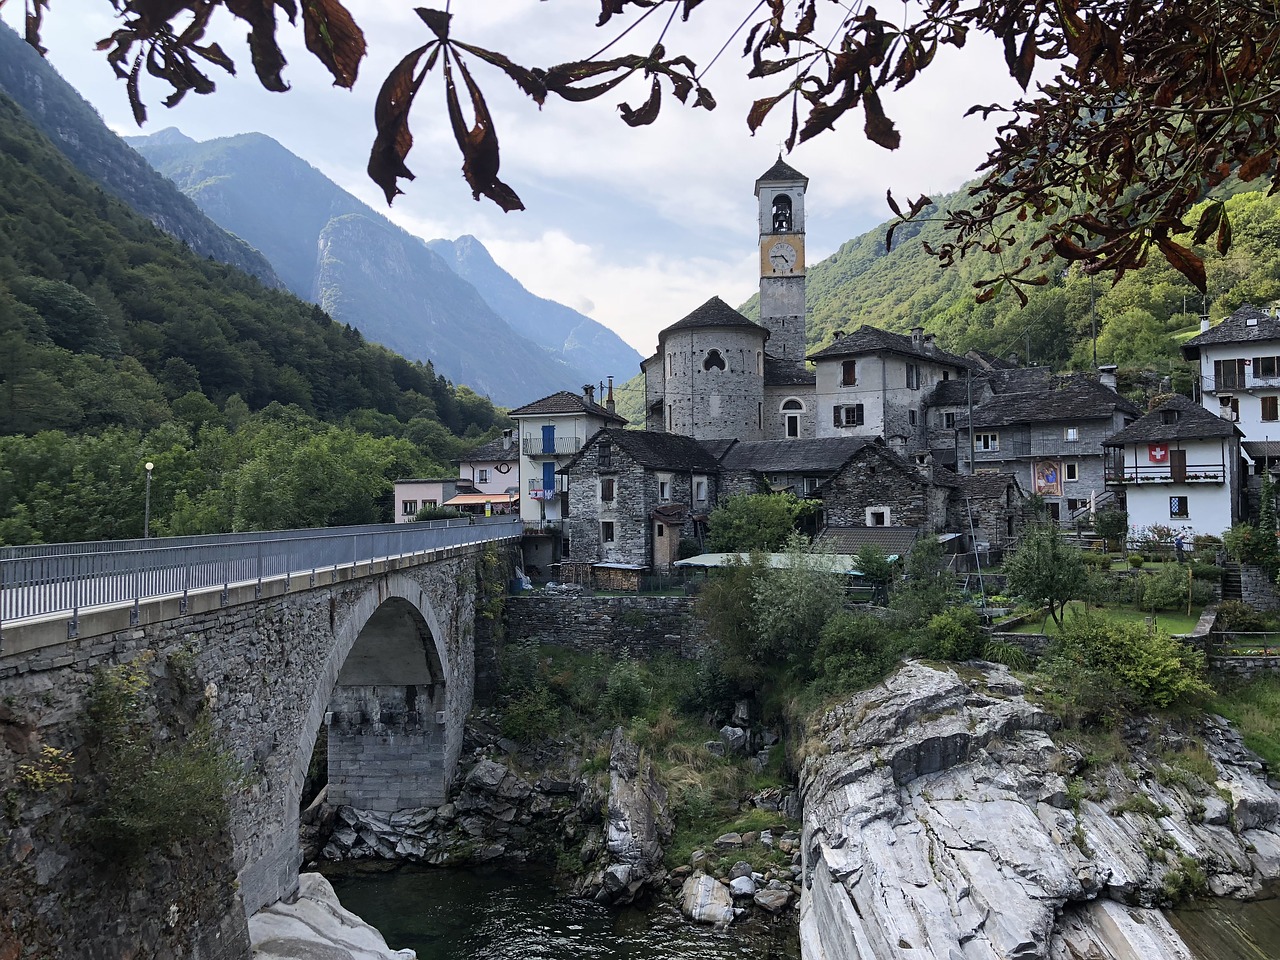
521;436;583;457
1208;631;1280;657
0;516;521;637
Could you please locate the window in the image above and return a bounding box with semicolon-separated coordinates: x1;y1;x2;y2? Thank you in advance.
944;412;956;429
772;193;793;232
1064;462;1079;482
783;398;803;438
841;360;857;386
1160;409;1181;425
1254;356;1280;379
804;477;818;494
1215;358;1247;390
906;363;921;390
601;478;615;502
975;432;999;451
786;414;799;437
656;523;665;538
908;409;918;427
942;371;950;381
1170;496;1189;520
601;521;616;543
757;402;763;429
703;349;725;372
401;500;418;516
1264;396;1279;422
866;507;890;526
598;442;613;469
666;404;674;431
1064;427;1079;442
834;404;864;427
658;479;671;502
694;478;707;502
478;468;490;483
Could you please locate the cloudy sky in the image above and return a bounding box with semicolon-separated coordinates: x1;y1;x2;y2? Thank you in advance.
4;2;1025;355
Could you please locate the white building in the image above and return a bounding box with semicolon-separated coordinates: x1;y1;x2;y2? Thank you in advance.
391;478;459;522
1102;394;1242;537
446;432;519;513
508;385;627;570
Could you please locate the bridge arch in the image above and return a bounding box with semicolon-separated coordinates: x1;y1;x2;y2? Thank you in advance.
238;567;476;915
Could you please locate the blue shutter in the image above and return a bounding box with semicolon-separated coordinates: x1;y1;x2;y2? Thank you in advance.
542;461;555;494
541;425;555;454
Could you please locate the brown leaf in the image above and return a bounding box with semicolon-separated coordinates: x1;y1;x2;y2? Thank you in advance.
225;0;291;92
443;53;525;211
886;189;902;218
1191;203;1222;246
367;43;432;204
863;87;899;149
1217;214;1233;256
1155;236;1206;291
618;76;662;127
885;222;898;251
303;0;365;89
415;7;452;41
456;41;547;105
1239;149;1274;182
747;92;788;132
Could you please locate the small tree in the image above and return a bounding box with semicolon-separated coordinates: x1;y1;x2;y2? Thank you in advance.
1094;510;1129;553
853;543;894;603
707;493;813;552
1003;525;1088;629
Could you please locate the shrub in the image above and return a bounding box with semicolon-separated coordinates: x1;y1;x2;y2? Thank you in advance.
414;505;466;521
1094;510;1129;551
1127;554;1144;568
1188;563;1224;582
1004;525;1088;628
501;685;561;742
982;639;1031;671
916;607;985;661
812;611;904;694
1080;552;1112;571
599;658;651;722
1215;600;1276;633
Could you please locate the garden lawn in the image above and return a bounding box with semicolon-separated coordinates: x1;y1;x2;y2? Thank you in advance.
1009;601;1204;636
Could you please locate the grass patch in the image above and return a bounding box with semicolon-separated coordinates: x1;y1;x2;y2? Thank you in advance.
1011;601;1204;636
1210;677;1280;769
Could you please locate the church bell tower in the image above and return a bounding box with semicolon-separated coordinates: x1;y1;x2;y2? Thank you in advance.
755;157;808;364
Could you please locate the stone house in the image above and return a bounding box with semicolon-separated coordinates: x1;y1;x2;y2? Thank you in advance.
561;428;723;578
814;443;951;531
1102;394;1243;538
810;326;972;452
715;437;871;497
957;369;1140;522
943;471;1027;550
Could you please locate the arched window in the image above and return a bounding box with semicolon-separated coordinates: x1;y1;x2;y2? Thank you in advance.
782;397;804;437
772;194;793;232
703;349;726;372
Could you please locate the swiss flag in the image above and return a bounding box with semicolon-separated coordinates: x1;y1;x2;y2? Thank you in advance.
1149;443;1169;463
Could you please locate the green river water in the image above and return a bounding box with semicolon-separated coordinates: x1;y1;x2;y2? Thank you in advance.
329;865;800;960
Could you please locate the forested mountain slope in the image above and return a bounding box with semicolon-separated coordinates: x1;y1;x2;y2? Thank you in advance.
0;92;507;544
0;20;282;288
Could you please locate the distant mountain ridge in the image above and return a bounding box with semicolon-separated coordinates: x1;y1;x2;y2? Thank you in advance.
127;129;641;406
0;20;282;288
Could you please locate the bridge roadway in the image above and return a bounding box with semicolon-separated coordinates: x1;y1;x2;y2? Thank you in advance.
0;516;523;956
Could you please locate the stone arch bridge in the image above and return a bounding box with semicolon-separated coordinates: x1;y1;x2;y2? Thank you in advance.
0;518;521;927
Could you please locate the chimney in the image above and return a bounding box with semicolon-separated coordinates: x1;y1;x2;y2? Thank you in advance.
911;326;924;347
1200;315;1211;333
501;428;513;451
923;333;936;352
833;330;845;341
606;376;616;415
1098;364;1118;390
583;384;595;404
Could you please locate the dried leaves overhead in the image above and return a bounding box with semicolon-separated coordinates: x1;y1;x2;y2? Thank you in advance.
13;0;1280;298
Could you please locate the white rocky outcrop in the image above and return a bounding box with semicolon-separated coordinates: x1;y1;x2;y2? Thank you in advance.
798;661;1280;960
250;873;415;960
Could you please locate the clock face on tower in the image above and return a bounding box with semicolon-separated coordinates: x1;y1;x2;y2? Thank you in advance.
768;241;797;273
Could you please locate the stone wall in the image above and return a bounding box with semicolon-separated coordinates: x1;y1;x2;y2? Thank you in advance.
1239;563;1280;610
505;594;701;659
821;449;945;530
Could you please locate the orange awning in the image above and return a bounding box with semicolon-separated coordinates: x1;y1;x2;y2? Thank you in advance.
443;493;516;506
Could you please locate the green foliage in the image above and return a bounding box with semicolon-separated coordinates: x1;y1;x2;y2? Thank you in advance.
695;557;767;695
889;537;953;625
707;493;814;552
415;505;466;522
1004;525;1088;628
599;658;651;723
1161;855;1208;904
1215;600;1277;634
1211;677;1280;769
812;611;905;695
1079;551;1112;571
82;654;240;864
1223;521;1279;574
1037;615;1213;727
1127;553;1145;569
750;541;844;678
1133;566;1212;612
915;608;985;662
982;639;1031;671
1094;510;1129;552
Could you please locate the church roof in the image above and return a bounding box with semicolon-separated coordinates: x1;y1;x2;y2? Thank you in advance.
507;390;627;423
764;358;816;386
755;156;809;187
660;296;768;339
808;325;970;368
1102;394;1240;446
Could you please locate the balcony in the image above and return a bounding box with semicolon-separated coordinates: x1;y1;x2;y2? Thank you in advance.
968;437;1101;460
522;436;583;457
527;477;567;496
1104;461;1226;485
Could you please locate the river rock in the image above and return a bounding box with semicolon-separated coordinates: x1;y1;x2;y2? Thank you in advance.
465;758;508;794
249;873;416;960
753;885;792;914
680;872;735;926
729;876;757;898
719;725;749;755
799;660;1280;960
728;861;754;880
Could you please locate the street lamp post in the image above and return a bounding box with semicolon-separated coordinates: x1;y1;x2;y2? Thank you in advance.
144;461;154;539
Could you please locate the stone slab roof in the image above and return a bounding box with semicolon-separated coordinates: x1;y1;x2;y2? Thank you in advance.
755;157;808;186
508;390;627;424
808;325;970;368
566;427;721;474
962;373;1140;428
947;470;1024;500
815;525;921;557
661;296;767;339
459;437;519;463
1182;304;1280;358
764;358;817;387
719;437;870;474
1102;394;1239;446
927;380;971;406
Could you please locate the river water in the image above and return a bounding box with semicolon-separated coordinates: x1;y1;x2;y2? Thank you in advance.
329;865;799;960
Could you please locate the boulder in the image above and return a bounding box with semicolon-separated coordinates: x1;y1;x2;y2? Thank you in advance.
679;873;735;926
728;876;757;898
464;759;508;794
719;725;749;755
249;873;416;960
